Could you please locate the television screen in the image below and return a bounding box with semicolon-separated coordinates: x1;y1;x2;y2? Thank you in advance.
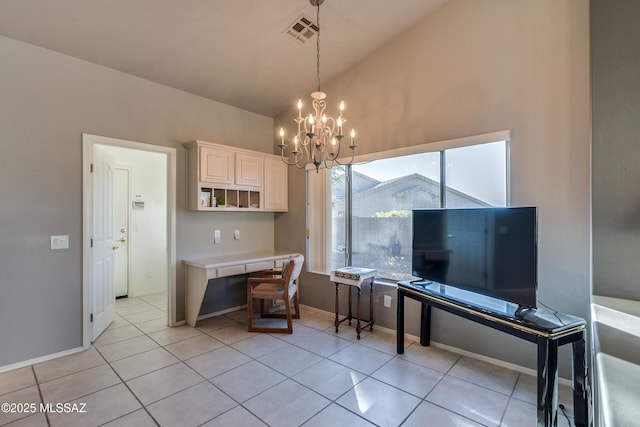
412;207;537;308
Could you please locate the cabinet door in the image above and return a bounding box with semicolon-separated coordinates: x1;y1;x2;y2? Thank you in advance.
199;145;234;184
264;157;288;211
236;152;263;187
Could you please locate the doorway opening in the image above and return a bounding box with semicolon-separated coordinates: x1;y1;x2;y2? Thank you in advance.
82;134;176;348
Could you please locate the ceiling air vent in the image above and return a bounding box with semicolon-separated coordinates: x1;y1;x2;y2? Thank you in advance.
285;14;318;44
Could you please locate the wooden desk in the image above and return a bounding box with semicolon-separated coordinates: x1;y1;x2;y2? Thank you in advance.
397;280;588;427
183;251;300;327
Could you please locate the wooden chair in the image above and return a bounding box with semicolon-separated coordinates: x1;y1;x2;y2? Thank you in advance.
246;254;304;334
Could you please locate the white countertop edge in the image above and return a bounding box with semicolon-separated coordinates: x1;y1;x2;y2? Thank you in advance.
183;251;301;269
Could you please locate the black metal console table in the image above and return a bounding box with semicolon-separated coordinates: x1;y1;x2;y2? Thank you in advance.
396;280;588;427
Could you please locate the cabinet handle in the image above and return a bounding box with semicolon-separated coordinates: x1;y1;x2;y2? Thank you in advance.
112;246;119;250
117;237;127;243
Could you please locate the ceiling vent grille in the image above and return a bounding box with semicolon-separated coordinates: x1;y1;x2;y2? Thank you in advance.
285;14;318;43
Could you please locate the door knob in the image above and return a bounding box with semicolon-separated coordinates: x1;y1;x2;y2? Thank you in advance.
117;237;127;243
112;245;119;250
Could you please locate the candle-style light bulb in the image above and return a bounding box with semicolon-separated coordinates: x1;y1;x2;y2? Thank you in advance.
296;99;303;119
350;129;356;146
322;114;327;124
293;135;300;152
279;127;285;146
279;128;285;137
339;101;345;111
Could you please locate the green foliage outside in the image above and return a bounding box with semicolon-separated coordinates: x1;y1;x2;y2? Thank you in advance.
374;210;411;218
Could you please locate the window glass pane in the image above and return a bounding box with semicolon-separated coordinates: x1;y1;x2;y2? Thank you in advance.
330;166;347;271
444;141;507;207
351;153;440;280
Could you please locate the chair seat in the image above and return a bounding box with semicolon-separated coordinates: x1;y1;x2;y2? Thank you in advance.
252;282;297;300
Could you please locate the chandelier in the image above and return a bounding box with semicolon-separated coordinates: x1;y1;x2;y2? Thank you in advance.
279;0;356;172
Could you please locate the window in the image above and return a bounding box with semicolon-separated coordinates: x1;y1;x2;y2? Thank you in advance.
307;132;509;280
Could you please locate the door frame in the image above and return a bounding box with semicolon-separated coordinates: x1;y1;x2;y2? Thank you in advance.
82;133;177;349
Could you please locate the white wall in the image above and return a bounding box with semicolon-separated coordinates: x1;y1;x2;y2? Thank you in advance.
106;146;167;297
275;0;591;376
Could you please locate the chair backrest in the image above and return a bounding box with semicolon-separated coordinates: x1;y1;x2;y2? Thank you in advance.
285;254;304;285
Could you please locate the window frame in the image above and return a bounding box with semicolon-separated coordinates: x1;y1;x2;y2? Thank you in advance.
306;130;511;275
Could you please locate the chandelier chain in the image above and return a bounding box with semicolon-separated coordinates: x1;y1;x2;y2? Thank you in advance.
316;2;321;92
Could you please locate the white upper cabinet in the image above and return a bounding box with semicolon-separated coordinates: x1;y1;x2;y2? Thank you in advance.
184;140;288;212
199;144;234;184
235;152;263;187
263;157;288;212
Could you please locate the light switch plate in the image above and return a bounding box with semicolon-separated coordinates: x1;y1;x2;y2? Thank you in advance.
51;235;69;250
214;230;221;244
234;229;240;240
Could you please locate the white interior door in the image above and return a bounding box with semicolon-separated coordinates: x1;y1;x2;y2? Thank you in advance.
92;145;117;340
114;167;130;297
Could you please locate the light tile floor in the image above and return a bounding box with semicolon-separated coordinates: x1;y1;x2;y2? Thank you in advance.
0;293;577;427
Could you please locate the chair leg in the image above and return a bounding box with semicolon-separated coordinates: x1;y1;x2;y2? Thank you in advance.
259;299;266;318
284;295;293;333
292;292;300;319
247;294;254;331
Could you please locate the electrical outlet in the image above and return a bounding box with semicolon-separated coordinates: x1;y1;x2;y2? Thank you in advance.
384;295;392;308
214;229;221;244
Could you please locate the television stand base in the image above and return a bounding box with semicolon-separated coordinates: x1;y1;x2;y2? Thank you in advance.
396;281;588;427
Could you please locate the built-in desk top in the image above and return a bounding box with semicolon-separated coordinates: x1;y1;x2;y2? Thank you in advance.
398;280;585;337
183;250;299;270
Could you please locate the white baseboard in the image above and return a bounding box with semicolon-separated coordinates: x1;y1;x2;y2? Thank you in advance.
0;347;84;374
299;304;572;386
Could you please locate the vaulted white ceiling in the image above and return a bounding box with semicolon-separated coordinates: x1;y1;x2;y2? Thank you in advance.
0;0;447;116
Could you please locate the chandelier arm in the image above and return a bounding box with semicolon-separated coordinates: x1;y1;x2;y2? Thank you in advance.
327;148;356;167
279;150;302;166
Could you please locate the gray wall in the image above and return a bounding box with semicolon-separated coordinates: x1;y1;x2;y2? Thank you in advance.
0;35;274;367
275;0;591;377
592;0;640;300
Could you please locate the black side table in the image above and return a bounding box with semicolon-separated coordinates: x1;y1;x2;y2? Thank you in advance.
396;280;588;427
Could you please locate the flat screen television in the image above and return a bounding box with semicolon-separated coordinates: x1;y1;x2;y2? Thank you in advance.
412;207;537;308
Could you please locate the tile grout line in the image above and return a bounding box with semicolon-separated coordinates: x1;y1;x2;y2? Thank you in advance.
31;365;51;427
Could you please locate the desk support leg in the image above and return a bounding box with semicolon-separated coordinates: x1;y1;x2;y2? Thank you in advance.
369;281;374;331
396;291;405;354
348;286;353;326
421;303;431;346
334;283;339;333
537;337;559;427
572;333;588;427
356;287;362;339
